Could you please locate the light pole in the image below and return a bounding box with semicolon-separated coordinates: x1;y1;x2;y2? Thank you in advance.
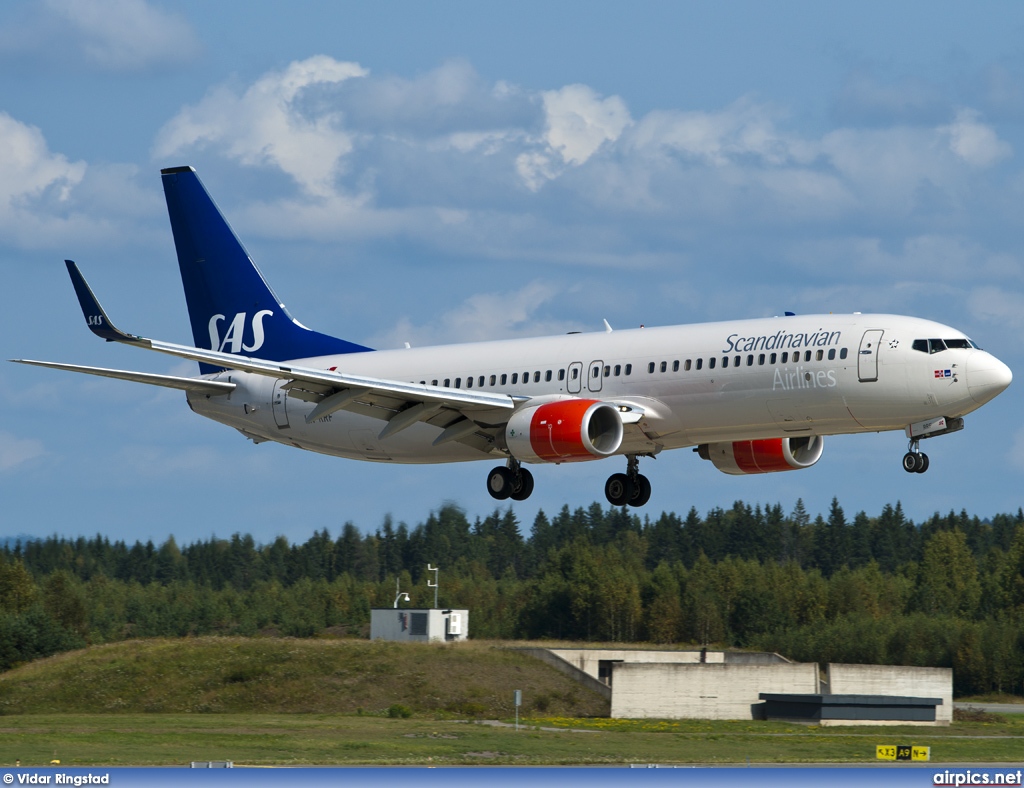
427;564;439;609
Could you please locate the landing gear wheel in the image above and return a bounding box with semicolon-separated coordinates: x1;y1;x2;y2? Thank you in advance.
510;468;535;501
915;453;929;473
605;473;634;506
902;452;919;473
629;474;652;507
486;466;513;500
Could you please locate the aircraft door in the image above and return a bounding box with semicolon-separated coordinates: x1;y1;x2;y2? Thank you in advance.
567;361;583;394
588;360;604;393
271;380;290;428
858;329;884;382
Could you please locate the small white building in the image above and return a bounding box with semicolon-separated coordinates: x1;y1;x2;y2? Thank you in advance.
370;608;469;643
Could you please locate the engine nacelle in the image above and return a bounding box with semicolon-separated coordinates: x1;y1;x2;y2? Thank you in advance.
698;435;824;475
506;399;624;463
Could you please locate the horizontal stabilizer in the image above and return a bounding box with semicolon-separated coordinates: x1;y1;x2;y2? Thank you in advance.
10;359;236;394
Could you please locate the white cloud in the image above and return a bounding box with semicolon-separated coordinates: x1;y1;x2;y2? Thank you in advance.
517;84;631;191
0;111;93;245
0;431;45;471
941;109;1012;168
370;281;578;347
0;0;199;71
542;84;631;166
967;286;1024;330
0;112;85;206
154;56;369;197
628;99;812;167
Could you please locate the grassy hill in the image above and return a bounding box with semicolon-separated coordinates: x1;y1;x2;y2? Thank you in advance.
0;637;608;717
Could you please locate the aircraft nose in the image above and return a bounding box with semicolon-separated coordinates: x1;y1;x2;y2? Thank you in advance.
966;352;1012;405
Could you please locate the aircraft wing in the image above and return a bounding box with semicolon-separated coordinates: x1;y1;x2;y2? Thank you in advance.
9;359;236;394
48;260;516;449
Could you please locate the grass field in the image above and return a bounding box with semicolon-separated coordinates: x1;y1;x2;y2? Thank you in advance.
1;638;1022;766
2;713;1023;766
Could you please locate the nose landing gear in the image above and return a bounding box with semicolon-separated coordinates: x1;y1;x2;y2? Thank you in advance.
902;439;929;474
605;454;652;507
486;458;535;501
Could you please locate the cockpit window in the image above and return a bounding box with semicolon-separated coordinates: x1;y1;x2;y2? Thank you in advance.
912;339;947;354
944;338;972;350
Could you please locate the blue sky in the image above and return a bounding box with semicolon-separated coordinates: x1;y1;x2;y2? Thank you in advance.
2;0;1022;546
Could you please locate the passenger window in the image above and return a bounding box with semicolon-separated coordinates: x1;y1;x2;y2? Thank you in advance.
534;371;541;382
840;348;848;360
709;357;717;369
558;369;565;381
466;377;473;388
804;350;812;362
523;371;529;382
624;364;632;375
827;349;835;361
648;362;655;374
758;354;765;365
735;356;741;367
816;349;823;361
696;358;703;370
781;352;788;364
769;353;776;364
592;367;599;378
614;364;621;376
444;378;450;387
747;355;754;366
722;356;729;368
660;361;667;373
571;368;578;380
684;359;692;371
546;370;553;382
431;379;438;386
672;360;679;372
511;373;518;384
602;366;609;377
500;374;507;385
455;378;461;388
479;376;485;387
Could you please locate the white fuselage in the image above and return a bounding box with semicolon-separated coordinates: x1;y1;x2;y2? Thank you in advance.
187;313;1010;465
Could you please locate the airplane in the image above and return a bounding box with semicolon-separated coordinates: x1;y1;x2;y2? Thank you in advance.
12;166;1013;508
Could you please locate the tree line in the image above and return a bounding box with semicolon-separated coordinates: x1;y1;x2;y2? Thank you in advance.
2;498;1023;696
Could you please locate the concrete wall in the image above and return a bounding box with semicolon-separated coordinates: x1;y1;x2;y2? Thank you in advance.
826;663;952;724
369;609;468;643
549;649;724;683
514;648;612;701
610;662;820;720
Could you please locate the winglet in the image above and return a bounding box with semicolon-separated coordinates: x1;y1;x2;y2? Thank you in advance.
65;260;143;344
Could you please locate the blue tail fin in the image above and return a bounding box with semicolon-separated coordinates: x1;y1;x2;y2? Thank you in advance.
161;166;372;372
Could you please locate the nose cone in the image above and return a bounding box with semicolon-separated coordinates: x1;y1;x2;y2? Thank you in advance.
967;352;1012;405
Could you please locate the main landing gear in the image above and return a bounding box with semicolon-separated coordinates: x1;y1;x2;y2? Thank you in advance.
486;458;535;501
902;439;930;474
605;454;652;507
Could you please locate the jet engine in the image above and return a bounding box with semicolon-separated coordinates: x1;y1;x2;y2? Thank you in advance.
698;435;824;475
505;399;623;463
